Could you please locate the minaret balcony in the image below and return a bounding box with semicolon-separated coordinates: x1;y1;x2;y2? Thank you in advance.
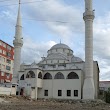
13;39;23;47
83;11;95;20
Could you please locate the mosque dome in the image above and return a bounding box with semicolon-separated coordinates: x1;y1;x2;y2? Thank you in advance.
39;43;84;65
48;43;73;56
50;43;71;50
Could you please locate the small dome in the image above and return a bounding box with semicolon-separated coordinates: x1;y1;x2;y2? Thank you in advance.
50;43;71;50
46;53;67;60
21;62;26;65
71;56;83;62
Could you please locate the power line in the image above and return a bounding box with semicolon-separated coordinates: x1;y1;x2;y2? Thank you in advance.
22;18;73;24
0;0;13;2
0;0;48;7
21;0;48;4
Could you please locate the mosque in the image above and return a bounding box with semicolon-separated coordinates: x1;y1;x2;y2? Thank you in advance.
14;43;99;99
11;0;99;100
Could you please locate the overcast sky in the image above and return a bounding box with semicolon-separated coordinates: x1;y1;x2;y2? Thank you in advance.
0;0;110;81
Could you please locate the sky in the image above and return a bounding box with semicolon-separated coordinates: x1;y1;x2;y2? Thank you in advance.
0;0;110;81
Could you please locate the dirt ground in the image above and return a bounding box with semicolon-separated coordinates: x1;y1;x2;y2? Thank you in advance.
0;96;110;110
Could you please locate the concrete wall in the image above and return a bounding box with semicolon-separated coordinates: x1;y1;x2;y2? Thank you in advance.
52;79;81;99
0;87;11;95
99;81;110;91
38;70;82;99
37;78;42;88
19;61;99;99
93;61;99;99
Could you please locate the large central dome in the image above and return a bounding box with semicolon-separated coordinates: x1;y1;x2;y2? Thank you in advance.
50;43;71;50
38;43;83;65
47;43;73;59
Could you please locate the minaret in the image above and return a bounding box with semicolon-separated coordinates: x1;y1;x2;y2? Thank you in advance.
83;0;95;99
12;0;23;85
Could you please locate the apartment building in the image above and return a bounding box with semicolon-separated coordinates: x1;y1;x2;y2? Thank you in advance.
0;40;14;83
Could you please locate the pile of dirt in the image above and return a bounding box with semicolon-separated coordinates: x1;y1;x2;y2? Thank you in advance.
0;96;110;110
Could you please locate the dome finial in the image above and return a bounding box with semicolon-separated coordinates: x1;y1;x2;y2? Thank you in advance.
60;39;61;44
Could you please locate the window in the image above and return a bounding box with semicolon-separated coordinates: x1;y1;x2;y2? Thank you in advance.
74;90;78;97
6;52;11;57
53;65;56;68
49;64;56;68
67;53;70;56
43;73;52;79
1;72;4;76
0;79;4;83
43;66;45;69
51;60;52;63
5;73;10;79
58;90;62;96
0;57;5;62
3;43;6;48
3;58;5;62
26;71;35;78
58;64;66;67
54;72;64;79
0;49;2;53
67;90;71;97
38;72;42;79
0;41;2;46
2;65;5;69
3;50;6;55
31;87;35;91
67;72;79;79
44;90;48;96
12;85;15;87
20;74;24;80
27;84;31;86
6;66;11;71
7;46;11;50
7;59;11;64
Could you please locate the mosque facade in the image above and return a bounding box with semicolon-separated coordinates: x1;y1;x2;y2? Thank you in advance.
14;43;99;99
11;0;99;100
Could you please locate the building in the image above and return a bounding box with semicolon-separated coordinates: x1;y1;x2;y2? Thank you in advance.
14;43;99;99
99;81;110;91
12;0;99;100
0;40;14;84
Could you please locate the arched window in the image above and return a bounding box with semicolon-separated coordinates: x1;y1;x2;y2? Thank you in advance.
67;72;79;79
26;71;35;78
43;73;52;79
20;74;24;80
54;72;64;79
38;72;42;79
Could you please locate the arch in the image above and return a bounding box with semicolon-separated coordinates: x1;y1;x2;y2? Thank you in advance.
54;72;64;79
38;72;42;79
20;74;24;80
43;73;52;79
67;72;79;79
26;71;35;78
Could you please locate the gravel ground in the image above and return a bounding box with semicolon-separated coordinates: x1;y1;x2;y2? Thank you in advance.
0;96;110;110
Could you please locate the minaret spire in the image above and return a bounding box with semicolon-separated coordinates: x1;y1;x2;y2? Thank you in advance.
12;0;23;95
83;0;95;99
15;0;22;39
